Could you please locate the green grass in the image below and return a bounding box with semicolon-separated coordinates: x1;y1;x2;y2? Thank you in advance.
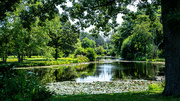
134;57;165;62
147;58;165;62
0;55;89;67
49;91;180;101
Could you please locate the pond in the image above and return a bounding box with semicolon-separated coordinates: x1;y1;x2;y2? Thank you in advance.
15;58;165;83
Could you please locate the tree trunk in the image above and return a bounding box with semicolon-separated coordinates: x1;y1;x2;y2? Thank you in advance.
55;48;58;60
162;0;180;96
21;52;24;62
28;49;32;58
18;52;21;63
2;56;7;62
18;52;24;63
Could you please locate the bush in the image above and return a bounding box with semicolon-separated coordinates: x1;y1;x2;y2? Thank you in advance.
121;37;135;60
82;37;96;49
110;49;116;56
95;46;104;55
74;47;87;56
148;83;162;91
107;52;111;56
86;48;96;61
74;47;96;61
134;57;147;61
0;64;52;101
77;55;89;62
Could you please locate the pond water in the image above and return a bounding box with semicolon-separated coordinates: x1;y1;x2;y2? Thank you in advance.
15;59;165;83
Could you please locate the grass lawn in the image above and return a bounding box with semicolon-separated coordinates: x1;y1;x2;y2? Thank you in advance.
49;91;179;101
0;56;89;67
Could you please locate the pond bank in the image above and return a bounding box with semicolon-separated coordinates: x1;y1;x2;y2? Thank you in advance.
14;60;165;69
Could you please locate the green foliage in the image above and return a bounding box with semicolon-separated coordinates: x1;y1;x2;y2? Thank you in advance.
121;36;134;59
86;48;96;61
80;32;105;47
134;57;147;61
0;56;91;67
74;47;96;61
82;37;96;49
74;39;82;48
146;58;165;62
74;47;87;56
109;49;116;56
44;47;55;61
120;20;153;60
0;65;52;101
111;20;134;55
46;16;79;59
95;46;104;55
76;55;89;62
110;7;164;59
148;83;163;92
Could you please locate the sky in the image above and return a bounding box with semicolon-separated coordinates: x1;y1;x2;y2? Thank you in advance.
56;0;138;33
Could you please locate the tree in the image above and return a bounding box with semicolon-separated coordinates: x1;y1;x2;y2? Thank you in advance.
80;32;105;47
46;15;79;59
95;46;104;55
1;0;180;96
81;37;96;49
111;20;134;55
0;0;64;62
65;0;180;96
0;26;13;62
121;21;152;60
0;0;20;21
161;0;180;96
4;1;52;62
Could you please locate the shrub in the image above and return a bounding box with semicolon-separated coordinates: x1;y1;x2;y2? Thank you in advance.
77;55;89;62
74;47;87;56
0;64;52;101
110;49;116;56
148;83;161;91
121;37;135;60
95;46;104;55
86;48;96;61
82;37;96;49
74;47;96;61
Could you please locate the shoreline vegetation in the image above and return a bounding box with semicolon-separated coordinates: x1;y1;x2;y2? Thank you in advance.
1;56;171;101
0;55;165;69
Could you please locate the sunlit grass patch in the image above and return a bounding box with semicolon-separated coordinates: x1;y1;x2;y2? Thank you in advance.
0;56;90;67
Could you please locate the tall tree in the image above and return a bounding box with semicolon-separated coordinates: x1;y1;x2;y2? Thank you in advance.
82;37;96;49
0;26;13;62
64;0;180;96
0;0;20;21
161;0;180;96
46;15;79;59
1;0;180;96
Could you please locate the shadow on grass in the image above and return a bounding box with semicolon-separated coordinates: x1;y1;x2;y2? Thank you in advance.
50;91;180;101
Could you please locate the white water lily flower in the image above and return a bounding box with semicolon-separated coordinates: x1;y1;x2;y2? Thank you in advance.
45;80;161;95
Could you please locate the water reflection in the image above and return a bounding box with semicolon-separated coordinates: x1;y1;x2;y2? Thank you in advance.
15;61;165;83
76;62;165;82
76;64;113;82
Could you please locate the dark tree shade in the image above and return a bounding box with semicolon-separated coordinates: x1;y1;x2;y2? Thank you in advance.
0;0;20;21
161;0;180;96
